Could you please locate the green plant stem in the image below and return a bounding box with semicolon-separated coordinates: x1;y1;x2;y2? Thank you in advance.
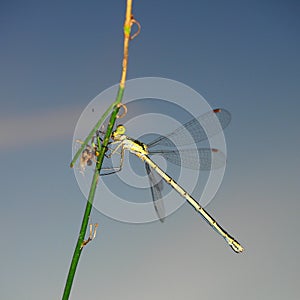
63;1;133;297
62;88;124;300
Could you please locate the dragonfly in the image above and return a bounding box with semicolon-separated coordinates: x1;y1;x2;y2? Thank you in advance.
91;108;243;253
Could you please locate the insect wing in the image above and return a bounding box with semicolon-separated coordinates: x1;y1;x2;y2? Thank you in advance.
149;148;226;170
147;108;231;148
145;163;165;222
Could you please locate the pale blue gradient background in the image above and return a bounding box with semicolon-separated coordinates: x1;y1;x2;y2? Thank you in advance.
1;1;299;299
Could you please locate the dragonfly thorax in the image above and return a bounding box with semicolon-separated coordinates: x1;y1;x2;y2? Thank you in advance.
123;137;149;155
112;125;148;155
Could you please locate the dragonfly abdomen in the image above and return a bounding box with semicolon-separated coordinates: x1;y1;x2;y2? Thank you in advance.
136;153;243;253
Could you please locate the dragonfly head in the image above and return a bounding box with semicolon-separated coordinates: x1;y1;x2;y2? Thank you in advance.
112;125;126;139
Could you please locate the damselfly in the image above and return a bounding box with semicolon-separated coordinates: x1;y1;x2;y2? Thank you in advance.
96;108;243;253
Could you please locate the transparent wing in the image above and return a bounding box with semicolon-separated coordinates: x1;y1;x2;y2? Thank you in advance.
145;163;165;222
147;108;231;148
149;148;226;170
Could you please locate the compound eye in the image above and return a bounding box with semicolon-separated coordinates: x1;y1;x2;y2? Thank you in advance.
116;125;126;135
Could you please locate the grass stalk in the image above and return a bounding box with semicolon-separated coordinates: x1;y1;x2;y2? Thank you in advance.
62;1;134;299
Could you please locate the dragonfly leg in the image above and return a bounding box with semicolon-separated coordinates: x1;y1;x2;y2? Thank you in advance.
105;141;123;158
100;146;125;176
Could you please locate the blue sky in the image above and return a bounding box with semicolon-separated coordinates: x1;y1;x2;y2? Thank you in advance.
1;1;300;299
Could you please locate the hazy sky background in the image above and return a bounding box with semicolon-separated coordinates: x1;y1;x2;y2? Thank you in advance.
1;1;299;299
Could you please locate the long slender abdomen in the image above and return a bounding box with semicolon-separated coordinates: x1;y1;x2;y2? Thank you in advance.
136;153;243;253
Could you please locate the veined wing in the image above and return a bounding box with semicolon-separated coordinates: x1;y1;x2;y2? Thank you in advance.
149;148;226;170
147;108;231;148
145;163;165;222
